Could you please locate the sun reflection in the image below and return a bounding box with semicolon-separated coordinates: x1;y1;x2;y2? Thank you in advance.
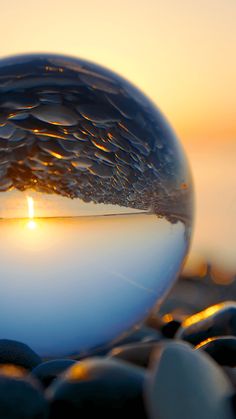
26;196;37;230
27;220;37;230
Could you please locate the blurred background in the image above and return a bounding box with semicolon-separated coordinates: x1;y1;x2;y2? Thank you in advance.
0;0;235;279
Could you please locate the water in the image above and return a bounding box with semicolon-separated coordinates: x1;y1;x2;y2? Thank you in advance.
0;54;193;356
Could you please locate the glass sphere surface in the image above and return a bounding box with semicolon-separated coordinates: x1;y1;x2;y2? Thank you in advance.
0;54;193;357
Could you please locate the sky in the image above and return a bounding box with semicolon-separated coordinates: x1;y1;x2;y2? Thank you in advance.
0;0;235;271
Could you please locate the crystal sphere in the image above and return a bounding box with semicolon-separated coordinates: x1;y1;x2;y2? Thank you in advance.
0;54;193;357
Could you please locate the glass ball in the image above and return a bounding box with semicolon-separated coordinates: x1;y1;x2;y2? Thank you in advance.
0;54;193;357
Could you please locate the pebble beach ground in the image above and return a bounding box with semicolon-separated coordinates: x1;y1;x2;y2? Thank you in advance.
0;266;236;419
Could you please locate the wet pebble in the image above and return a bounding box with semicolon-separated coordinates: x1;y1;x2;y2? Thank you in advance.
0;339;41;370
112;326;162;347
89;162;114;178
195;336;236;367
32;104;78;126
76;103;121;123
0;364;48;418
0;123;16;139
109;342;164;368
39;140;74;160
31;359;76;388
0;92;39;110
176;301;236;345
145;341;235;419
47;357;147;419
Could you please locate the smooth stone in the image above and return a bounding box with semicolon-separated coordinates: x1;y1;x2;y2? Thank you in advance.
89;163;114;178
1;93;39;110
145;341;235;419
8;129;27;142
109;342;164;368
58;139;83;153
91;137;117;153
0;123;16;139
47;357;147;419
176;301;236;345
94;150;116;164
223;367;236;388
0;339;41;370
0;364;48;418
31;359;76;388
71;157;93;169
39;140;74;159
32;104;78;126
195;336;236;366
72;131;88;141
111;326;162;347
76;103;120;123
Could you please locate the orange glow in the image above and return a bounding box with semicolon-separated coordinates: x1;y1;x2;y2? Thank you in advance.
162;313;174;323
182;302;226;328
195;337;218;350
211;266;235;285
66;363;90;381
0;364;26;377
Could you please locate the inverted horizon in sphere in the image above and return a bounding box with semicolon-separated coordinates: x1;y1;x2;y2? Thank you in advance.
0;53;193;356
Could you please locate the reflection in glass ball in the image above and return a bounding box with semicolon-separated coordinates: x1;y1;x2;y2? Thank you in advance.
0;54;193;357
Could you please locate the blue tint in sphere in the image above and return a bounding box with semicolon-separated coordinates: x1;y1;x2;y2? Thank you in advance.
0;54;193;357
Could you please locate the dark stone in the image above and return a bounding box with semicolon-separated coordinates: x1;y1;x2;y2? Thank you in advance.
0;364;48;418
223;367;236;389
109;342;164;368
0;339;41;370
111;326;162;348
159;313;183;338
195;336;236;367
31;359;76;388
145;341;235;419
47;357;147;419
176;301;236;345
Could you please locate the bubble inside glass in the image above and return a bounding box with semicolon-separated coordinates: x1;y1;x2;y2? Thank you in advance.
0;54;193;357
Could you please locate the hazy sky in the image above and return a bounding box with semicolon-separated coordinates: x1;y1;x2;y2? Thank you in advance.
0;0;235;145
0;0;235;271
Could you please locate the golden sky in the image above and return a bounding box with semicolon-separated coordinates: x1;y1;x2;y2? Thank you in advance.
0;0;235;145
0;0;236;272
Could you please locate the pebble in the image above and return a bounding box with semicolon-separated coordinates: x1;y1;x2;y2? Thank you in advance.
0;123;16;139
0;364;48;418
31;359;76;388
145;341;235;419
0;339;41;370
89;162;114;178
109;342;164;368
76;103;121;123
195;336;236;367
224;366;236;388
112;326;162;347
0;92;39;110
47;357;147;419
32;104;78;126
176;301;236;345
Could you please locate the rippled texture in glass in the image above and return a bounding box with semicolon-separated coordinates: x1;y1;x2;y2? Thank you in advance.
0;54;193;357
